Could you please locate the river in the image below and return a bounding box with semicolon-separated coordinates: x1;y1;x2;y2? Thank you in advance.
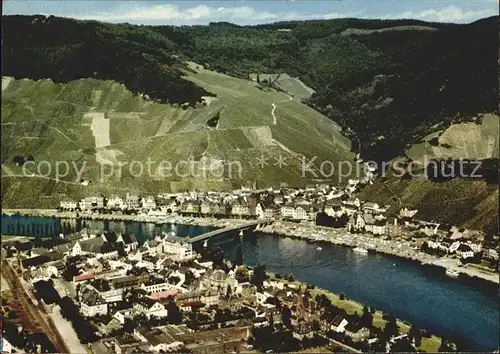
2;215;498;350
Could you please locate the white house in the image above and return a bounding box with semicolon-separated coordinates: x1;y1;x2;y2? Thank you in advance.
107;196;125;210
280;205;295;219
343;197;361;209
113;308;141;324
79;286;108;317
60;200;78;210
466;242;482;253
325;205;344;218
141;281;177;294
116;234;138;252
200;202;211;215
347;213;365;232
30;268;52;283
331;315;349;333
80;196;104;210
399;207;418;218
133;298;168;318
449;241;461;253
365;219;386;235
293;206;309;220
200;289;220;306
125;194;141;210
71;237;105;257
1;337;13;354
456;244;474;259
99;289;124;303
162;235;194;261
485;248;499;260
142;196;157;210
232;203;252;217
255;203;265;219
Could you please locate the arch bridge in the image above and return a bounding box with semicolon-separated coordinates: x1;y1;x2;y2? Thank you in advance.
187;219;273;244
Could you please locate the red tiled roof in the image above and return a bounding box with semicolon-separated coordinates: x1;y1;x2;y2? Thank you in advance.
73;272;94;282
147;290;178;300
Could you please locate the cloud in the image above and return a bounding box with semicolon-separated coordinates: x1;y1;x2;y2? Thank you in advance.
63;3;364;25
382;5;494;22
65;4;281;24
41;3;494;25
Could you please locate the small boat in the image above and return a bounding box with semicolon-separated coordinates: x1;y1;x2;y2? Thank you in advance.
239;230;244;237
353;247;368;254
446;269;460;278
316;246;323;251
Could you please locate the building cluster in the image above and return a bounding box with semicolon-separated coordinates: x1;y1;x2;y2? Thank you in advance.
60;180;382;222
2;222;422;353
423;230;498;262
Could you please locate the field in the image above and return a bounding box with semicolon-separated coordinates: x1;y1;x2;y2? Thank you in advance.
1;65;357;207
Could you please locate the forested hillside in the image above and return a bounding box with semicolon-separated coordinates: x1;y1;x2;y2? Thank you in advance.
2;15;214;105
153;17;497;162
4;14;495;161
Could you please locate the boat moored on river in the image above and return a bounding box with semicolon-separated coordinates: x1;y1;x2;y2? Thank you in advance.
446;269;461;278
353;246;368;254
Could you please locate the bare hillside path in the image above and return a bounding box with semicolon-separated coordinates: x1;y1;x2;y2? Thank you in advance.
271;93;293;125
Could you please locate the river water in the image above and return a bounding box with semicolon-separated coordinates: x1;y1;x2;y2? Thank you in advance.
2;215;498;350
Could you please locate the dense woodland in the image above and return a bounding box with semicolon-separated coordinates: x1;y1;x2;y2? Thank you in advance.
3;15;497;161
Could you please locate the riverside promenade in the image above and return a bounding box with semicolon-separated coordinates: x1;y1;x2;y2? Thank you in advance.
4;209;498;284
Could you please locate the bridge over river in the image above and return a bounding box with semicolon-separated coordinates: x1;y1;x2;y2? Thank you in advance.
186;219;272;244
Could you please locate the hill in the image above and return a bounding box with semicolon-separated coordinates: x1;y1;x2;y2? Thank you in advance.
357;113;499;234
2;15;213;106
1;14;498;229
1;65;357;207
4;14;497;162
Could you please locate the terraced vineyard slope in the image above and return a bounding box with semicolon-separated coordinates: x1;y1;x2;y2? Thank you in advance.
1;66;357;207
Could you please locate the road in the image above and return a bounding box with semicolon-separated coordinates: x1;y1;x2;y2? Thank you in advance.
2;261;70;353
271;93;293;126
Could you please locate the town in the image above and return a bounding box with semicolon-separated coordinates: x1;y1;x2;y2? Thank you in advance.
1;180;498;353
52;178;498;273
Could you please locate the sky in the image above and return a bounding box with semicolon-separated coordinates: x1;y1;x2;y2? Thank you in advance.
3;0;498;25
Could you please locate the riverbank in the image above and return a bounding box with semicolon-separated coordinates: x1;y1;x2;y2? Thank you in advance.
264;271;447;352
3;209;498;284
259;221;499;285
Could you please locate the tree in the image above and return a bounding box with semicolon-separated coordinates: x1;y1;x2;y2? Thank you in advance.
361;305;373;328
383;313;399;338
281;305;292;328
166;299;182;324
184;270;195;286
408;324;422;347
63;263;79;281
12;155;25;166
123;317;134;333
438;339;454;352
269;313;274;330
101;279;111;291
250;264;267;288
339;293;345;300
235;244;243;266
391;337;416;352
226;284;232;299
